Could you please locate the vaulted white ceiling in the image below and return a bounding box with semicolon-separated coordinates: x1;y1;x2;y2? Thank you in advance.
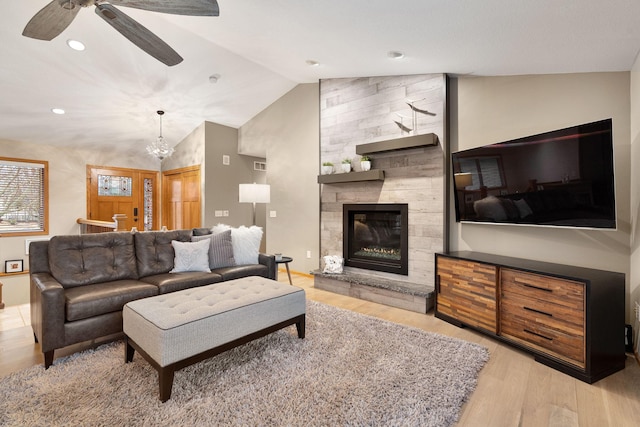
2;1;640;158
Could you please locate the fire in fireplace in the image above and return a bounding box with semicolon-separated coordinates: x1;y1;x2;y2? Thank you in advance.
343;203;408;275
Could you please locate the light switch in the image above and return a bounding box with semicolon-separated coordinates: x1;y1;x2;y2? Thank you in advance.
270;210;277;218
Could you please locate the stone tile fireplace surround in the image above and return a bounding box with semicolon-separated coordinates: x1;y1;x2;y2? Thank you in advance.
316;147;443;312
315;74;446;313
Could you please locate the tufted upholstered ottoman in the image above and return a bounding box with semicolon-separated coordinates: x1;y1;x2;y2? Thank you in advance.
122;276;306;401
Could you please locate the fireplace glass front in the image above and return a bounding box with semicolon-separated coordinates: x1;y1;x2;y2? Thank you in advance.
343;203;408;275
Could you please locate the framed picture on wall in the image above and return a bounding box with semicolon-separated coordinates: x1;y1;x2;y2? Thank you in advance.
5;259;23;273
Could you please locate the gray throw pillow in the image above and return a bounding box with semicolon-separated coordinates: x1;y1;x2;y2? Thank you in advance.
192;229;236;269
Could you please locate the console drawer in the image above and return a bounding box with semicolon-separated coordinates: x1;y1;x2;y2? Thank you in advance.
500;268;585;367
501;268;584;312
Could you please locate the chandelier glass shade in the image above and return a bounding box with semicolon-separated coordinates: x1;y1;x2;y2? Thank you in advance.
146;110;175;160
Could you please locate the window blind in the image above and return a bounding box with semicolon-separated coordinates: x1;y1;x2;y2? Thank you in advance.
0;158;47;233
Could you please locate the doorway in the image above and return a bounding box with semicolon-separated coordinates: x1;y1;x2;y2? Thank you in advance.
87;166;159;231
162;165;201;230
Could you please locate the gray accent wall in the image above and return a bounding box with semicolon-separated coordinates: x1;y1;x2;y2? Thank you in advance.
319;74;446;287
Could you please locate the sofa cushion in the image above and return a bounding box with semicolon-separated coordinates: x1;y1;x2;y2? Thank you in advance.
65;279;158;322
135;230;192;278
192;230;236;269
140;272;224;294
192;227;212;236
48;232;138;288
170;239;211;273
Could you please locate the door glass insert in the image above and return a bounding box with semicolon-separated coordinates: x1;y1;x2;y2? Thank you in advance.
98;175;132;197
143;178;153;231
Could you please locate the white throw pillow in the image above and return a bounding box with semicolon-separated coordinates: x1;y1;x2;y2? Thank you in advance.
170;239;211;273
212;224;263;265
514;198;534;218
473;196;507;221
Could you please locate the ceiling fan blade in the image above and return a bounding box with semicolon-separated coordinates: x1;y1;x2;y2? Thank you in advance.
95;4;183;66
108;0;219;16
23;0;81;40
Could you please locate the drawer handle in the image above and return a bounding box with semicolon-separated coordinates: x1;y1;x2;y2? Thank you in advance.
524;328;553;341
524;306;553;317
523;283;553;293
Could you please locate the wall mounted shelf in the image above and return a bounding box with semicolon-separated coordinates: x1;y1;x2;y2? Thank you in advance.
317;169;385;184
355;133;438;155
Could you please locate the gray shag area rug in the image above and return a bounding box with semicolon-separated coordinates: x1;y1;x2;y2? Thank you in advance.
0;301;488;427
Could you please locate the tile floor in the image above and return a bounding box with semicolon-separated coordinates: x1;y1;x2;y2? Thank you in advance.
0;304;30;332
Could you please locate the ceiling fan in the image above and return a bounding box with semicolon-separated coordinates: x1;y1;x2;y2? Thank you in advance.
22;0;219;66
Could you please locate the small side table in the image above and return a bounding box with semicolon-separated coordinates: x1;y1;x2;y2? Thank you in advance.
275;256;293;285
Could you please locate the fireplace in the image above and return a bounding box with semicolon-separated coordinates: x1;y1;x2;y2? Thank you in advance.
343;203;409;275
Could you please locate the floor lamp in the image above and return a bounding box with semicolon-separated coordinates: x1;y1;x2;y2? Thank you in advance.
239;183;271;226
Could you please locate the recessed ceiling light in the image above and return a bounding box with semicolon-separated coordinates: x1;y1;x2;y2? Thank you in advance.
51;108;65;115
305;60;320;67
387;51;405;60
66;39;85;51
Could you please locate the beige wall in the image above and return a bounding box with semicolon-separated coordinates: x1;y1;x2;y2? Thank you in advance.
449;72;633;322
0;139;158;306
630;59;640;350
239;84;320;274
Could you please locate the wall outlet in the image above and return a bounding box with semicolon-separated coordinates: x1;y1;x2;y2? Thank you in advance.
223;210;229;217
222;155;230;165
306;250;312;259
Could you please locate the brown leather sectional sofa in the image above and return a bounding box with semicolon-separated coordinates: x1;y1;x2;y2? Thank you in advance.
29;228;276;368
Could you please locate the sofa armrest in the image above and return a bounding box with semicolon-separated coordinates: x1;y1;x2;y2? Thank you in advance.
30;273;66;353
259;253;276;280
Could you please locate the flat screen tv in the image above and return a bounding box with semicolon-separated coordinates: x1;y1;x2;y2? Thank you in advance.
451;119;616;229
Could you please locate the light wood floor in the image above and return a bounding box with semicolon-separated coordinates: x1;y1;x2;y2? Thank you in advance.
1;272;639;427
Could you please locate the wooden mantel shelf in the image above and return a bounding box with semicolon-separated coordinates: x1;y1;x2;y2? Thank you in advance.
317;169;385;184
355;133;438;155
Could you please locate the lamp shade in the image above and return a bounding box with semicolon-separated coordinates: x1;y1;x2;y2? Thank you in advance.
454;173;473;188
239;183;271;203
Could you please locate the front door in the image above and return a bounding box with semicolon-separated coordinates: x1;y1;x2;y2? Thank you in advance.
87;166;159;231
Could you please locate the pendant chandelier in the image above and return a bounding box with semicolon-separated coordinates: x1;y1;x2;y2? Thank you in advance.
146;110;175;160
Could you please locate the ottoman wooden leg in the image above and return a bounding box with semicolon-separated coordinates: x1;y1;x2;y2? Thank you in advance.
125;337;135;363
296;314;306;339
159;367;175;402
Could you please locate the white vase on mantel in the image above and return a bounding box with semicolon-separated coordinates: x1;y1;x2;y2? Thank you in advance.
341;163;351;173
360;160;371;171
322;165;333;175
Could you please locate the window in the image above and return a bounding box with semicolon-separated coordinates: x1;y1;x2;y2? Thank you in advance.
457;156;505;191
0;157;48;235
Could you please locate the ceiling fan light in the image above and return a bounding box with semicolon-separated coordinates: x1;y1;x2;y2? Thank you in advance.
66;39;85;51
